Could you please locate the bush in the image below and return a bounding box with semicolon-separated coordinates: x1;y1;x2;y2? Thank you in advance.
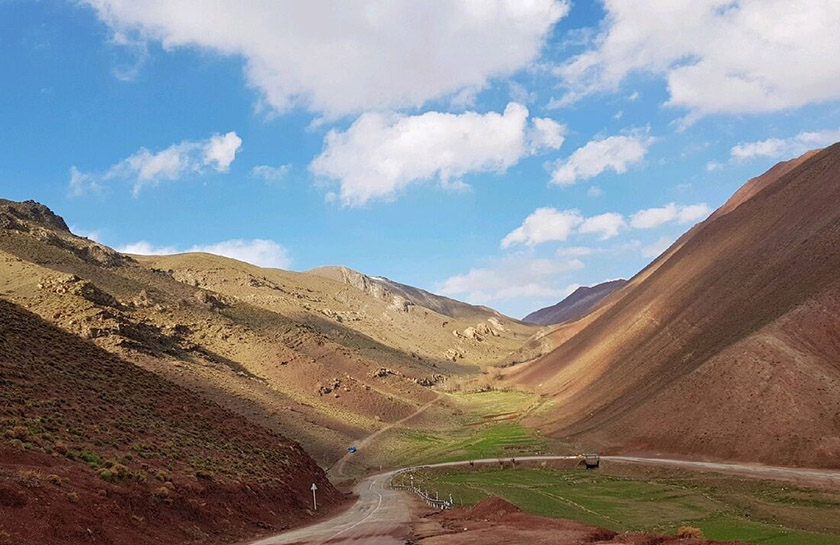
153;486;171;501
80;450;103;468
9;426;28;440
17;471;42;488
677;526;704;538
98;469;115;482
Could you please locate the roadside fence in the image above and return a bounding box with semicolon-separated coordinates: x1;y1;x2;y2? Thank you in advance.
388;469;453;510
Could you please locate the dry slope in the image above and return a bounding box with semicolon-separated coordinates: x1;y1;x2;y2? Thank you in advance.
0;199;535;466
0;299;342;545
511;145;840;469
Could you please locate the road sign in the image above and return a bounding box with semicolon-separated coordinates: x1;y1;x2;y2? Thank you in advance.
311;482;318;511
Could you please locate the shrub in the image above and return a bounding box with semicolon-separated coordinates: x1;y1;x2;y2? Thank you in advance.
98;469;115;482
17;471;42;488
80;450;103;467
46;474;63;486
153;486;171;501
677;526;704;538
7;426;28;440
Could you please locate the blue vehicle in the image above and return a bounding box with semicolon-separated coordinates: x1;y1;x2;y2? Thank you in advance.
348;446;357;453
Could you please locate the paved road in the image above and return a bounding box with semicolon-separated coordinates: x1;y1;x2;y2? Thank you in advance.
249;471;408;545
250;455;840;545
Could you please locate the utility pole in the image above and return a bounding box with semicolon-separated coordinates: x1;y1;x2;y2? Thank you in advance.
311;483;318;511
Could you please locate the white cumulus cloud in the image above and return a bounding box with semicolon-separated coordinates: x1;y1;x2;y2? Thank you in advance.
501;207;583;249
578;212;625;240
189;239;291;269
311;103;565;206
70;131;242;196
118;238;290;269
84;0;569;117
118;241;179;255
730;128;840;161
504;202;710;249
630;203;711;229
554;0;840;121
550;131;654;185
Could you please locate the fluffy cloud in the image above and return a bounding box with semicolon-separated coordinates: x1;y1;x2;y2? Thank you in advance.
730;128;840;161
436;256;583;306
501;208;629;248
70;131;242;196
311;103;565;206
504;202;710;248
189;239;291;269
554;1;840;120
630;203;711;229
550;131;654;185
118;241;179;255
118;238;290;269
578;212;625;240
85;1;568;117
501;208;583;248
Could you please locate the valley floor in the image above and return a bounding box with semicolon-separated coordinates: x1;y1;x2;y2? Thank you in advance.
404;461;840;544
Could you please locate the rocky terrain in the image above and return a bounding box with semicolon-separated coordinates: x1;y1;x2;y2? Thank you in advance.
0;298;343;545
310;265;508;321
0;198;536;467
509;146;840;469
523;279;627;326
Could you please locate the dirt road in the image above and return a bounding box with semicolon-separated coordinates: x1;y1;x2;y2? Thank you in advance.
250;455;840;545
328;393;441;480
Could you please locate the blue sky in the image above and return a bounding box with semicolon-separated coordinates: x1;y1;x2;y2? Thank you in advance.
2;1;840;318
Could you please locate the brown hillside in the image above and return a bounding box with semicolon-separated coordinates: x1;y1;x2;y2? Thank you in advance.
512;145;840;468
0;298;342;545
309;265;509;322
0;199;535;467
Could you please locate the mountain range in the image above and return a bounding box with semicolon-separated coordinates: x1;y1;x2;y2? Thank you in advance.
509;145;840;468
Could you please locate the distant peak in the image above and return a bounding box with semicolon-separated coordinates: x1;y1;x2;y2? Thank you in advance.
523;279;628;326
0;199;70;232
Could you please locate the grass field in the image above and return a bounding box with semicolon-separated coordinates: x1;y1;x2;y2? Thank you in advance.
354;390;557;470
397;466;840;544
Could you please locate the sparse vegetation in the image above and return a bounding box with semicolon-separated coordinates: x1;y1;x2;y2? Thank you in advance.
677;526;704;538
16;471;42;489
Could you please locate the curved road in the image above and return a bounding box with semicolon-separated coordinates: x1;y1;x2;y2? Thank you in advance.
249;471;408;545
328;393;441;480
250;455;840;545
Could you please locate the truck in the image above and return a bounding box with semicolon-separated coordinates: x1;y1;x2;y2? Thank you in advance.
577;453;600;469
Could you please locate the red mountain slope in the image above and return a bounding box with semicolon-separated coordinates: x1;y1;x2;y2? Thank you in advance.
512;145;840;468
0;299;342;545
